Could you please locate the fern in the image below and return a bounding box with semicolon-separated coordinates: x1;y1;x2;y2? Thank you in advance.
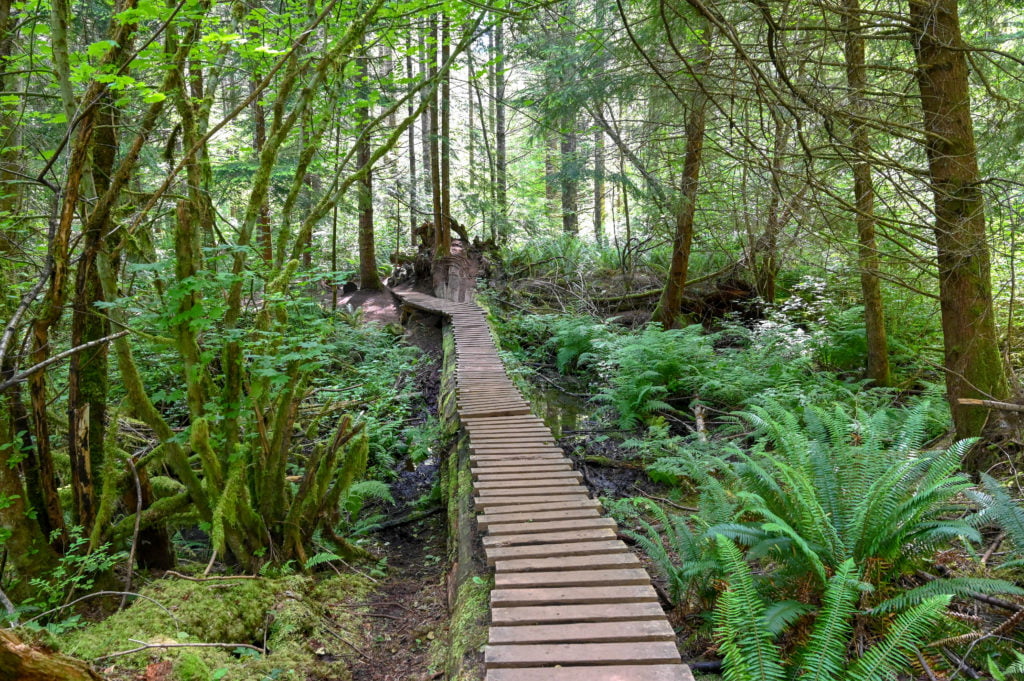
713;546;951;681
972;474;1024;557
797;559;861;681
844;596;951;681
713;536;786;681
304;551;343;570
868;577;1024;615
762;600;813;638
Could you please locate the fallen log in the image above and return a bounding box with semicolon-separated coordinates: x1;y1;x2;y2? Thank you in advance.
0;630;101;681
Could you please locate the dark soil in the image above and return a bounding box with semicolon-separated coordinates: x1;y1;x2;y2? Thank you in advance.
347;514;448;681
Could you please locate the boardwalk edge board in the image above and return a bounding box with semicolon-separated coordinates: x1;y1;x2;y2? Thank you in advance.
392;287;690;681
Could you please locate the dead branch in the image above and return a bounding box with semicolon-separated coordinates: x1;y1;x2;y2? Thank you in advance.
95;640;265;661
957;398;1024;413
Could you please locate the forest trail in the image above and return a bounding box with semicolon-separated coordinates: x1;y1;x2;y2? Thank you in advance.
392;288;693;681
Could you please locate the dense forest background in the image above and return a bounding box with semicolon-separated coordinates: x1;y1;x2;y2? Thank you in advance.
2;0;1024;678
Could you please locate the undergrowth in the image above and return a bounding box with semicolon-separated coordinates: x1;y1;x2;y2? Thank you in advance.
492;305;1023;674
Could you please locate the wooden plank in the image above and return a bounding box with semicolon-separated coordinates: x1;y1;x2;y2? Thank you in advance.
493;568;650;589
484;540;626;564
470;455;568;464
470;457;567;465
494;552;640;573
474;494;591;511
473;471;581;483
485;641;681;668
470;448;565;456
488;619;674;645
470;446;563;454
472;465;573;475
486;664;693;681
477;507;602;528
476;485;584;498
489;601;665;625
460;408;533;418
475;478;583;490
484;517;614;535
477;499;600;515
490;585;658;607
471;461;572;471
483;528;616;549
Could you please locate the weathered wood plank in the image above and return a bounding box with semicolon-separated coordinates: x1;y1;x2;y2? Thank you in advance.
485;641;681;668
493;568;650;589
486;664;693;681
489;619;673;645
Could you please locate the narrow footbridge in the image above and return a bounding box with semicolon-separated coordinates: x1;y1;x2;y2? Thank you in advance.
394;289;693;681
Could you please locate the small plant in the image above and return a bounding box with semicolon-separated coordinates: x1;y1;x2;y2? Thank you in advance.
26;527;126;615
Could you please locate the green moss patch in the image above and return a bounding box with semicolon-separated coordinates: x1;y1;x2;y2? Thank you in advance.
63;572;373;681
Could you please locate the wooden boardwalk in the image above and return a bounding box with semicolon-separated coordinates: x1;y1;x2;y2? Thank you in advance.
394;289;692;681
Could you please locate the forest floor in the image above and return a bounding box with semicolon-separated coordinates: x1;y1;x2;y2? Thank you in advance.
344;289;449;681
338;288;403;325
347;515;448;681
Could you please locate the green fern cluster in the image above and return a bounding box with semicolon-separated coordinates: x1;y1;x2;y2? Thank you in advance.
622;398;1023;671
549;316;615;373
714;536;952;681
595;324;713;427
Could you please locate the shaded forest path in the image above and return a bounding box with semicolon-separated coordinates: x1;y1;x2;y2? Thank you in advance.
392;288;693;681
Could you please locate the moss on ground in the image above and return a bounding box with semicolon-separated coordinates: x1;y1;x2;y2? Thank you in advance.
63;572;372;681
431;573;490;681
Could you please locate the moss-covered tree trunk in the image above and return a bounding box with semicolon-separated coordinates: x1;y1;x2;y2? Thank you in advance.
653;24;711;329
843;0;890;386
357;53;381;291
67;98;116;531
908;0;1010;445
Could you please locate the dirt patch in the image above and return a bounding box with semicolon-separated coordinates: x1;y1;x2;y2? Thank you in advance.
339;289;402;325
343;298;450;681
348;514;448;681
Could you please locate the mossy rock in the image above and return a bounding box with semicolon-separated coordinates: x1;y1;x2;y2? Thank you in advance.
63;573;372;681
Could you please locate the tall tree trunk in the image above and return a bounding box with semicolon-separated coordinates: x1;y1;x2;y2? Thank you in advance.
594;127;605;247
560;126;578;235
908;0;1009;444
494;17;507;237
429;16;448;256
357;54;381;290
0;0;56;591
252;77;272;263
467;50;475;229
67;98;115;530
407;39;417;246
487;28;497;239
653;52;709;329
754;118;790;304
440;18;452;244
843;0;890;386
546;132;559;228
419;30;432;227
